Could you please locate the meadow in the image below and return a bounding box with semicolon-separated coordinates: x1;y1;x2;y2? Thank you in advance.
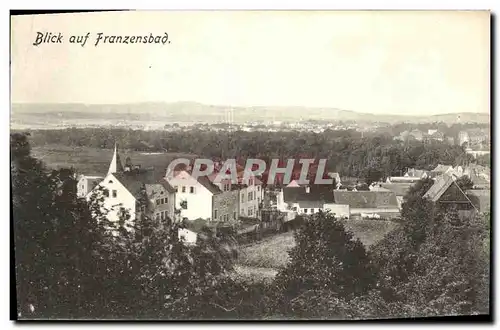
31;144;197;176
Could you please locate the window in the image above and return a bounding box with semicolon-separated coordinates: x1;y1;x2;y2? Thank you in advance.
253;191;256;200
249;208;253;216
104;190;109;197
223;183;230;191
108;180;113;184
257;186;260;192
241;209;244;215
304;209;308;213
214;210;218;220
241;193;245;202
161;212;164;220
81;185;84;190
174;186;178;192
165;197;168;204
160;190;164;194
182;186;186;193
233;212;236;220
258;197;261;204
248;192;252;201
190;186;195;194
156;199;160;205
112;190;117;198
249;178;254;186
156;213;160;220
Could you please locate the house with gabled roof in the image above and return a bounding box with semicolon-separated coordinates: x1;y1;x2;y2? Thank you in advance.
87;144;176;225
277;184;337;216
77;175;103;198
423;174;476;211
167;169;233;222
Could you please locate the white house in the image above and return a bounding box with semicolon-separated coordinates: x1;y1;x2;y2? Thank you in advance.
167;170;220;221
77;175;103;198
87;144;176;225
277;185;336;216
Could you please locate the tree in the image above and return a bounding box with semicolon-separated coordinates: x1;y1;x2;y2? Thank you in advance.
371;189;490;317
273;212;376;315
12;133;108;318
362;167;383;186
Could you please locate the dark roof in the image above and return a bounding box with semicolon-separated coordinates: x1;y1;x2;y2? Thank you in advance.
333;191;399;209
113;169;175;198
297;200;324;209
283;185;335;204
380;183;414;197
197;175;222;194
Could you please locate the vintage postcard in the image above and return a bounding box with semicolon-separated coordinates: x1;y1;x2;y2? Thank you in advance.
10;10;491;321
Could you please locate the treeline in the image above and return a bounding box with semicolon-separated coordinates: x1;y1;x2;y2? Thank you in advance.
24;128;479;181
12;133;490;319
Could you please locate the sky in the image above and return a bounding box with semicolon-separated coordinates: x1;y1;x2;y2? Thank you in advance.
11;11;490;115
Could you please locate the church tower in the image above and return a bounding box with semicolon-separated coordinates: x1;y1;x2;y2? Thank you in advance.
107;143;124;174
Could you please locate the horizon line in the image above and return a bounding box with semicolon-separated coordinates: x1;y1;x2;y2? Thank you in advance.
11;101;490;118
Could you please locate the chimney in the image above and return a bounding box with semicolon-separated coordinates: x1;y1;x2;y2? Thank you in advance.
305;186;310;193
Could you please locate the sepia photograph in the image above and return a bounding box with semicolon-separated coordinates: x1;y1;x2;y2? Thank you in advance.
10;10;491;321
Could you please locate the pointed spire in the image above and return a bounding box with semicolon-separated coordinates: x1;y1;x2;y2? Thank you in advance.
107;143;124;174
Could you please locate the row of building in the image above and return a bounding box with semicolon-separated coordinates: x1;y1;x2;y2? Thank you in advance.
275;163;490;221
393;128;490;150
77;145;264;242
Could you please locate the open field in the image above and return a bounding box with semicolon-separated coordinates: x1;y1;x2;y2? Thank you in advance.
30;144;197;176
236;220;400;280
237;232;295;269
344;219;400;247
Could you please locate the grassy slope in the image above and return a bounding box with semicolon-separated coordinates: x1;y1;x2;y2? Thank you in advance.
237;220;400;270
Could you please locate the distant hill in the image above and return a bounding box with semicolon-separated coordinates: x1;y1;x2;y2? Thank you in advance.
10;102;490;128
